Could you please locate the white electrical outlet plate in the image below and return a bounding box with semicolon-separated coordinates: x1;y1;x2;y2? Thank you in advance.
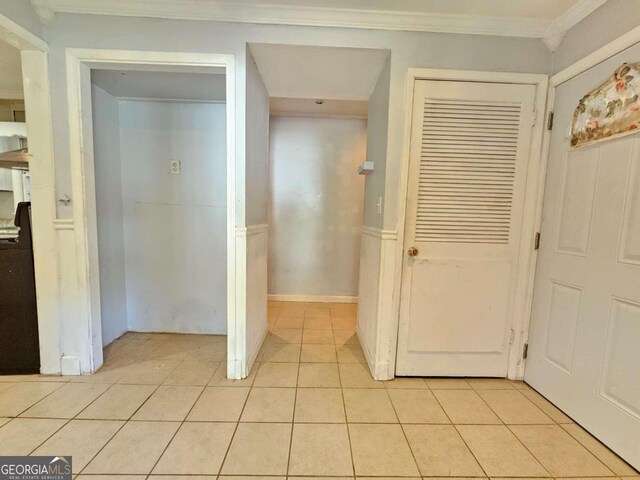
170;160;181;175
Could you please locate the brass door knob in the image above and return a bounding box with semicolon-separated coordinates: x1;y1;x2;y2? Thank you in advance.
407;247;419;257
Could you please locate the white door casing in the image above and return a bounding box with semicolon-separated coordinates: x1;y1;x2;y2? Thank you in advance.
397;79;538;377
525;48;640;469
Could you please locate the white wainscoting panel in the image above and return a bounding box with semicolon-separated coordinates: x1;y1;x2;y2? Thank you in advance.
245;224;269;377
357;226;398;380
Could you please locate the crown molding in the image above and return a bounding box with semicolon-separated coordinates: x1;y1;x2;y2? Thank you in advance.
46;0;607;50
543;0;608;51
30;0;56;25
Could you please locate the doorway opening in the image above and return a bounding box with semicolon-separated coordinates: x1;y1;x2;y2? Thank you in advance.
66;50;235;376
247;43;391;374
89;68;228;375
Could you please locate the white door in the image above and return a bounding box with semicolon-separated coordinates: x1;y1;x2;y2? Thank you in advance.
525;66;640;469
396;79;536;377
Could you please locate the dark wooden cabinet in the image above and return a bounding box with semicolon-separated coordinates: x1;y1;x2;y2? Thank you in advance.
0;202;40;375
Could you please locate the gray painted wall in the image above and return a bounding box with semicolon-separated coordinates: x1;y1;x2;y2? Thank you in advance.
364;56;390;229
0;0;44;40
268;115;366;297
119;101;227;334
553;0;640;74
44;13;550;233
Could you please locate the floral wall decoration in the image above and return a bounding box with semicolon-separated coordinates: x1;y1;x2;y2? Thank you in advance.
571;63;640;148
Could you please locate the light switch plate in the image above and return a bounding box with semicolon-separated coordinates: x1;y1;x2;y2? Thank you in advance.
170;160;181;175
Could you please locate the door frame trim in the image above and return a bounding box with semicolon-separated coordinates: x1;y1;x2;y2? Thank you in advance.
394;69;548;380
65;48;239;375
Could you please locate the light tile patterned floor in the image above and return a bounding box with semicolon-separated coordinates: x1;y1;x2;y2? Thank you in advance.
0;301;637;479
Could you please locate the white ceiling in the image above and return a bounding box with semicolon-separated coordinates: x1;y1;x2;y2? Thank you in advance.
250;44;389;101
91;70;226;102
37;0;609;50
0;40;23;99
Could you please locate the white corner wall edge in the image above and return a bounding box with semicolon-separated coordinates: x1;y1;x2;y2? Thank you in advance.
358;225;398;381
268;294;358;304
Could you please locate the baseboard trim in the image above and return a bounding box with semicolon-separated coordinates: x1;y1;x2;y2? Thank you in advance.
268;294;358;304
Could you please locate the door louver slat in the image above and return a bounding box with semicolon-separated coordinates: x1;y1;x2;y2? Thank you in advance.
416;98;521;244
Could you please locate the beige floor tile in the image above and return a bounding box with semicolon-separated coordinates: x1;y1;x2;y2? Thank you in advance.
275;316;304;329
339;363;384;388
32;419;123;473
337;344;367;364
260;343;301;363
298;363;341;387
20;383;110;419
0;418;66;455
425;378;472;390
77;384;156;420
279;304;305;316
117;359;180;384
294;388;345;423
384;377;428;389
153;422;236;475
332;316;357;329
330;303;357;315
70;363;135;384
240;387;295;422
477;390;554;424
268;329;303;344
0;382;65;417
162;358;218;386
302;329;335;344
300;344;337;363
0;375;66;383
208;362;257;387
433;390;501;424
305;307;331;318
221;423;292;475
562;423;638;475
187;386;250;421
520;388;574;423
403;424;484;476
0;418;9;427
187;342;227;362
343;389;398;423
0;383;16;393
304;316;333;329
132;385;202;421
510;424;614;477
289;423;353;476
388;389;449;424
76;476;146;479
467;378;516;390
457;425;548;477
145;477;215;480
349;423;420;476
84;421;179;474
333;329;359;346
253;362;298;387
219;477;285;480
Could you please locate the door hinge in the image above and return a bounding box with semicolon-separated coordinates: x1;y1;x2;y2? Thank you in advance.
547;111;554;131
531;110;537;127
509;329;515;345
523;342;529;360
534;232;541;250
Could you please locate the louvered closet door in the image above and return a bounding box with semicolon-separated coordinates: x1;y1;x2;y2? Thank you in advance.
396;79;536;377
